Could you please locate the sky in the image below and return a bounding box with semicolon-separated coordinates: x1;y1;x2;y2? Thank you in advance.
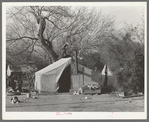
99;6;145;29
5;3;146;30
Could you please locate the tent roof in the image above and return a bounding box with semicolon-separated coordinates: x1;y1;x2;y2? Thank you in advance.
35;57;71;75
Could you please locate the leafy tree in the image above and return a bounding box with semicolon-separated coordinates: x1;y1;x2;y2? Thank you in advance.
97;22;144;94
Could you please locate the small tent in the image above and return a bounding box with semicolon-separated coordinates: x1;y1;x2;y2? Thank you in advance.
7;65;12;76
34;57;71;94
101;64;113;87
101;64;113;76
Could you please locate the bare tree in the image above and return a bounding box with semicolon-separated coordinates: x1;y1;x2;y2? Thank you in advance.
6;6;115;69
6;6;74;63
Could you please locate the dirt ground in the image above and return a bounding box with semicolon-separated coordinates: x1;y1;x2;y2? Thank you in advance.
6;93;144;112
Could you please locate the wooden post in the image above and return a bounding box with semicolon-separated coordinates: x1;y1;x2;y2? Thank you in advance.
74;50;78;74
82;67;84;85
104;65;108;87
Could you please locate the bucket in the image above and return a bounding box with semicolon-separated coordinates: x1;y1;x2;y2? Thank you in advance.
26;93;30;98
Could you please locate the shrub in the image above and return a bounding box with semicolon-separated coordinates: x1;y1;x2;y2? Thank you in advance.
98;28;144;95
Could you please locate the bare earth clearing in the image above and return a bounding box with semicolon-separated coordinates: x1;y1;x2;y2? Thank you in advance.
6;93;144;112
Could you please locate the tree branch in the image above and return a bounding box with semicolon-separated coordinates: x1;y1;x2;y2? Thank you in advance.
45;17;63;30
6;36;38;41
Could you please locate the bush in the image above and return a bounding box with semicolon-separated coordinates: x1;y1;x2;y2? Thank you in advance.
98;28;144;95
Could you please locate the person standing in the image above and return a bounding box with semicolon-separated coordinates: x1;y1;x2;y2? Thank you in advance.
6;75;9;88
18;75;23;92
15;75;19;92
9;74;16;91
58;43;69;59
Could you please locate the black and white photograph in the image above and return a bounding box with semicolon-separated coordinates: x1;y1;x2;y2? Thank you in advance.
2;2;147;120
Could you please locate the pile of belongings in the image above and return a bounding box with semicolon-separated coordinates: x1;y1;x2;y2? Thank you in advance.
6;87;15;96
115;92;125;97
7;87;14;93
6;87;21;95
73;88;83;95
29;90;39;99
86;84;101;90
73;84;101;95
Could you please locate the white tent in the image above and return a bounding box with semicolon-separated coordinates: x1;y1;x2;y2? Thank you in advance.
101;64;113;76
7;65;12;76
34;57;71;94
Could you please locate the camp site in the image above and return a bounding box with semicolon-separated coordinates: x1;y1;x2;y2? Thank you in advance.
6;57;144;112
4;3;145;117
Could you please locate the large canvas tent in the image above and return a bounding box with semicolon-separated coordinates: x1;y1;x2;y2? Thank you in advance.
34;57;71;94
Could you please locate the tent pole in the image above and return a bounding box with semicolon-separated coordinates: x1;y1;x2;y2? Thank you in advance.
74;50;78;74
104;64;108;87
82;67;84;85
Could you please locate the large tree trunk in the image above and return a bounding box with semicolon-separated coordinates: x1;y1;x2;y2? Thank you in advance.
37;16;58;63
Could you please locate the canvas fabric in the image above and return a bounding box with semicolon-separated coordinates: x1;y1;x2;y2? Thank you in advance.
34;58;71;93
7;65;12;76
101;64;113;76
